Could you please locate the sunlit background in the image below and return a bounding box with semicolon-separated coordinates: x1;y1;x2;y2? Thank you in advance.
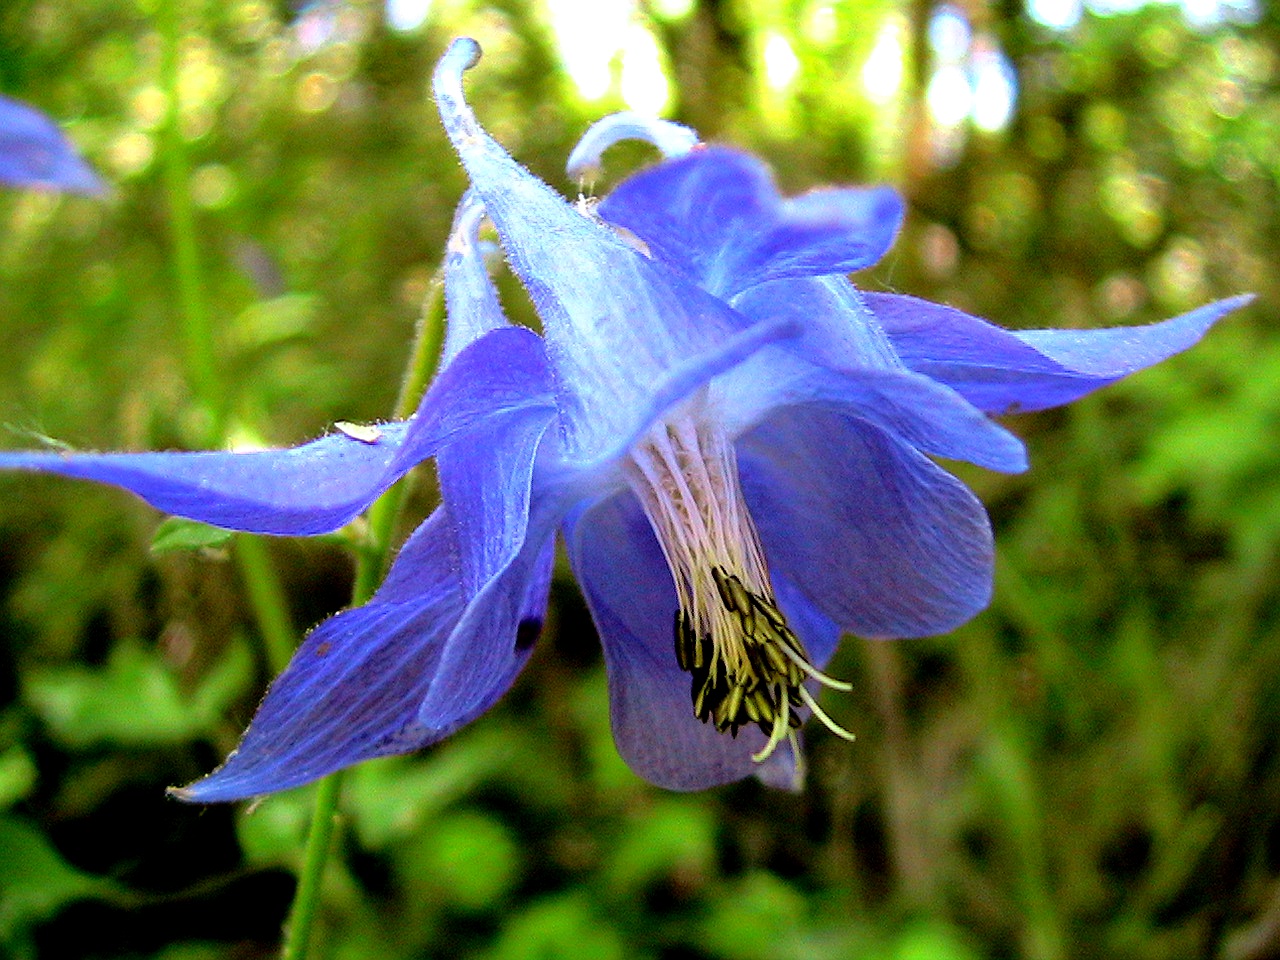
1;0;1278;958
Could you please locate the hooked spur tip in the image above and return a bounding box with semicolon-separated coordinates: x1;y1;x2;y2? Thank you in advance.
433;38;485;141
565;112;700;182
445;36;481;70
435;37;481;95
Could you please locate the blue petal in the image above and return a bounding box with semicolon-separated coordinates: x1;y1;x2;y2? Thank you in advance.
180;492;558;803
418;490;563;728
738;407;994;639
418;333;567;729
437;402;555;599
434;39;772;462
715;348;1028;474
0;326;554;535
0;95;104;194
597;147;903;298
723;276;1027;473
442;189;510;366
866;292;1253;414
588;312;798;467
566;112;699;181
176;510;466;801
566;490;779;791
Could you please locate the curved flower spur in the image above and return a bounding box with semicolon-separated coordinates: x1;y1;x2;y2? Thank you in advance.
0;38;1250;799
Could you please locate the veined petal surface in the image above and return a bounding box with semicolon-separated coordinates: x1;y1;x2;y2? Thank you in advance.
732;276;903;376
567;490;782;790
183;483;558;802
418;491;563;729
177;510;466;801
442;189;510;366
438;404;554;600
738;407;994;639
713;346;1028;474
868;292;1253;414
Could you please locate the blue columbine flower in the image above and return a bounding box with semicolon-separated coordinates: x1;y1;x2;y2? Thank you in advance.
0;94;103;194
0;38;1249;799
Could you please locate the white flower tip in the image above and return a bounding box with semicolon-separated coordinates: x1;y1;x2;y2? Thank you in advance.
444;36;481;73
433;38;483;140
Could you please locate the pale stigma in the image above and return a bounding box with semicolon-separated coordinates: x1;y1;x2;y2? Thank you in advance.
625;397;855;761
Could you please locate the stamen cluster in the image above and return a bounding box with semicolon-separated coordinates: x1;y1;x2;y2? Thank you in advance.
627;401;855;763
676;567;806;736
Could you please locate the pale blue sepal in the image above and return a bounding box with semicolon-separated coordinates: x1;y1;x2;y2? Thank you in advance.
0;326;554;536
732;276;904;374
566;112;699;181
714;347;1029;474
176;505;555;802
433;38;766;463
438;406;555;599
442;189;511;366
174;509;466;801
417;486;568;729
578;313;799;470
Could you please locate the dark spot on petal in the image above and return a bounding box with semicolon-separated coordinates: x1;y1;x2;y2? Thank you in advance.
313;642;331;657
515;618;542;652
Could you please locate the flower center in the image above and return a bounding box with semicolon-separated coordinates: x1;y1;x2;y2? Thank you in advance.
625;398;855;762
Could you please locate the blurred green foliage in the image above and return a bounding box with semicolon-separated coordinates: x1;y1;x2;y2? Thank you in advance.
0;0;1278;958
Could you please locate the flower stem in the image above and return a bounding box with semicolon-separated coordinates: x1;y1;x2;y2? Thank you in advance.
234;535;297;674
281;273;446;960
279;773;342;960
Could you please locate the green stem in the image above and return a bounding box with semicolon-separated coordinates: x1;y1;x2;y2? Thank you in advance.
234;535;297;674
280;773;343;960
393;272;446;421
280;272;446;960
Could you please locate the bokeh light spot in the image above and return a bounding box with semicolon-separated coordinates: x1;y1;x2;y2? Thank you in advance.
972;42;1017;132
763;33;800;91
927;64;971;128
1028;0;1084;31
862;19;905;106
546;0;631;102
107;131;155;177
620;24;671;115
296;71;338;113
386;0;432;32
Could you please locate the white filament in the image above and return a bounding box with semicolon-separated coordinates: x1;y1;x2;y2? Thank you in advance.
625;393;772;682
